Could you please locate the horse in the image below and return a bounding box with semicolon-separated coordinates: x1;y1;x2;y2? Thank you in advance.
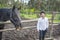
0;5;22;40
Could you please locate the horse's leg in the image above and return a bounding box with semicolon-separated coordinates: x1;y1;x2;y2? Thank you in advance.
10;19;22;31
0;24;4;40
10;13;22;30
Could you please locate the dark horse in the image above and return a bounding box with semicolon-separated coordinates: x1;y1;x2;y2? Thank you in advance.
0;5;22;40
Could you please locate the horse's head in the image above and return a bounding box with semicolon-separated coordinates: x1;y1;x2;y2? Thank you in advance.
12;5;21;11
10;5;22;30
12;5;21;14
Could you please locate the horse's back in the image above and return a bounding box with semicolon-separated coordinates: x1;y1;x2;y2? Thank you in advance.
0;8;11;13
0;8;12;21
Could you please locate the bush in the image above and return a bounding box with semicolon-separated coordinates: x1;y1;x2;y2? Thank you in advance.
20;14;37;19
58;16;60;20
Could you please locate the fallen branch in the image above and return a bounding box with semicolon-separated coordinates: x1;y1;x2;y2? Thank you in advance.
0;19;59;24
0;26;36;32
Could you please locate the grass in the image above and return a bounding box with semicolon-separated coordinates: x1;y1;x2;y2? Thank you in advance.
20;13;60;23
53;20;60;23
21;13;38;19
46;14;60;23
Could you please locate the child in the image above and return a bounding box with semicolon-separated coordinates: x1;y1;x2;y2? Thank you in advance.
37;11;49;40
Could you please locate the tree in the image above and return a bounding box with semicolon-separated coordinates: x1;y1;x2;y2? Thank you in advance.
28;0;60;11
28;0;35;9
0;0;22;8
47;0;60;11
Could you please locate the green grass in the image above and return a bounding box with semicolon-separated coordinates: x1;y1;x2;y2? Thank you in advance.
53;20;60;23
46;14;60;23
20;13;60;23
21;14;37;19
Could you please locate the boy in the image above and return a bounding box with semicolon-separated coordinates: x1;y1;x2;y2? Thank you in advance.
37;11;49;40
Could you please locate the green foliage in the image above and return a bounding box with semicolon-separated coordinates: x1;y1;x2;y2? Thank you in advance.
20;8;35;14
47;0;60;11
20;12;60;23
58;15;60;20
0;0;21;8
28;0;60;11
20;13;37;19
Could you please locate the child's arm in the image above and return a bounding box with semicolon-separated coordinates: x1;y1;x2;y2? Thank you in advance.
37;19;40;31
46;18;49;29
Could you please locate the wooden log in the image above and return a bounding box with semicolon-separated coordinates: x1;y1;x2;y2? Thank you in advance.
0;26;36;32
0;21;58;25
45;38;54;40
0;19;59;24
0;19;38;24
0;21;11;24
0;23;58;32
36;38;54;40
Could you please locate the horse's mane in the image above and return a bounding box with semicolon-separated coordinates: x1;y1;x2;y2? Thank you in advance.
12;5;16;11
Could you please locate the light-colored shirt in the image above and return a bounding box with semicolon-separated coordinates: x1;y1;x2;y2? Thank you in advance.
37;17;49;31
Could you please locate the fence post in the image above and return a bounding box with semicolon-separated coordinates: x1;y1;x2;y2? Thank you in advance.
50;11;56;39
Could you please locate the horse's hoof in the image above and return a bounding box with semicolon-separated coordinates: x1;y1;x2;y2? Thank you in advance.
16;27;22;31
16;28;20;31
